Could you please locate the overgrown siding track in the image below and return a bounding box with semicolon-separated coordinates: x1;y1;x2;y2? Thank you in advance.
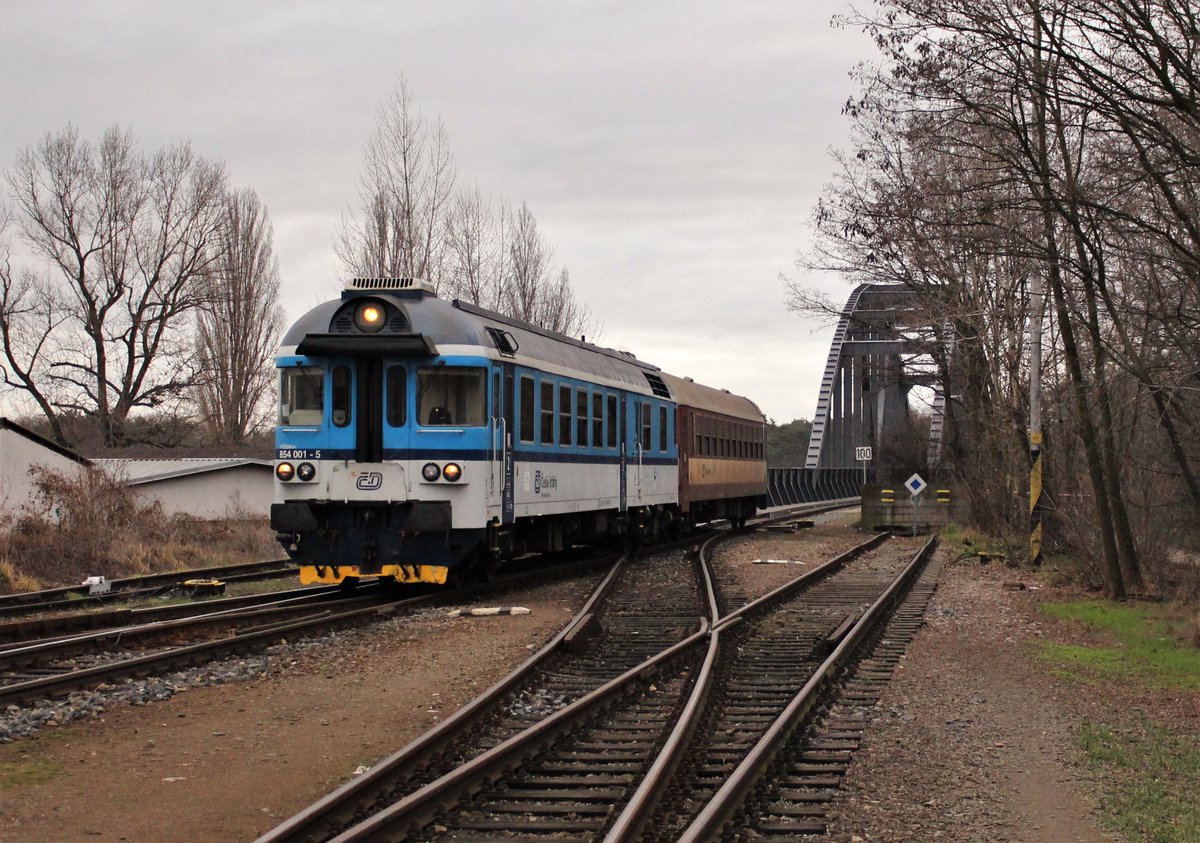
0;557;296;619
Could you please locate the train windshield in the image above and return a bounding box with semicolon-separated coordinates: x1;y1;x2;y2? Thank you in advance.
280;366;324;426
417;367;486;426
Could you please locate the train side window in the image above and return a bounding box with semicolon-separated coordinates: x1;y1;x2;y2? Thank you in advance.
607;395;617;448
519;376;535;442
592;393;603;447
280;366;324;426
559;384;572;446
577;389;589;447
417;367;486;425
641;403;651;450
492;372;500;421
659;406;668;452
695;432;702;455
385;366;406;426
541;380;555;444
332;365;352;427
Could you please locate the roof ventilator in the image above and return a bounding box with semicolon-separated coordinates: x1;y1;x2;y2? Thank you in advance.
644;372;671;398
486;327;519;356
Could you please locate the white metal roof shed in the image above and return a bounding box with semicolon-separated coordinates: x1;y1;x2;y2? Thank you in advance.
94;458;273;519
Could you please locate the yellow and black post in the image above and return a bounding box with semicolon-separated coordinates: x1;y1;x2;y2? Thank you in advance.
1030;431;1043;568
1028;271;1046;568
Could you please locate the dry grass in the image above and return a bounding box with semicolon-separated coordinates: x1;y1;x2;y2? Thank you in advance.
0;465;277;593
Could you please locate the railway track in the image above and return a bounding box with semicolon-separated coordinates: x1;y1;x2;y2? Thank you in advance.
0;549;629;710
0;557;297;619
258;503;906;843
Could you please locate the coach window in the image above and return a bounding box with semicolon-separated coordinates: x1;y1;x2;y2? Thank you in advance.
541;381;555;444
519;376;535;442
332;366;352;427
559;384;572;446
417;367;485;426
280;366;324;426
659;406;668;451
385;366;406;426
577;389;589;447
592;393;603;447
607;395;618;448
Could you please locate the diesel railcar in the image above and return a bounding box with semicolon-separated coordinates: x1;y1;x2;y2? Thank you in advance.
270;277;766;586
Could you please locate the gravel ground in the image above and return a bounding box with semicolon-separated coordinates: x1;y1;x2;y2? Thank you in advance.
0;522;1142;842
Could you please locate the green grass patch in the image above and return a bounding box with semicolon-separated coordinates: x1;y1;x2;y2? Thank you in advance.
1078;718;1200;842
1038;600;1200;691
0;758;63;788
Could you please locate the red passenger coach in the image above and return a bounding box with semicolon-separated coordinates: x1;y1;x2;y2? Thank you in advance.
663;373;768;528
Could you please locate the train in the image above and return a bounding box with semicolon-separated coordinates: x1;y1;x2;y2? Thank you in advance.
270;277;768;586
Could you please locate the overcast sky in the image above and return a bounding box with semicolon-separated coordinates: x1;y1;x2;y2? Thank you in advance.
0;0;875;424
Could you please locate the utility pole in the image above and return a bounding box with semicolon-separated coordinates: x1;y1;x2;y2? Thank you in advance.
1029;272;1045;567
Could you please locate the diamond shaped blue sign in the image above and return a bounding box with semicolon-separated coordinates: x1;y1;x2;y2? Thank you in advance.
905;473;927;496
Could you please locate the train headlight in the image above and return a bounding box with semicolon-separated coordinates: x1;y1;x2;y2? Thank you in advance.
354;301;386;333
442;463;462;482
297;462;316;481
276;462;295;482
421;462;441;482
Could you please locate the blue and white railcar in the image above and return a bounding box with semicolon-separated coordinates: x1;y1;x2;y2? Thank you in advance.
270;277;681;586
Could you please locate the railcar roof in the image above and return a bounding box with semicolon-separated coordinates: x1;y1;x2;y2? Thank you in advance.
658;372;765;422
279;291;668;395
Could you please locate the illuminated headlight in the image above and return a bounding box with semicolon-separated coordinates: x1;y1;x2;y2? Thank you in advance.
442;463;462;482
354;301;386;333
421;462;441;482
276;462;295;482
297;462;316;481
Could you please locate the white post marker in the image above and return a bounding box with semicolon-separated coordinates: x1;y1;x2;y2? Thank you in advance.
855;446;872;491
905;473;927;535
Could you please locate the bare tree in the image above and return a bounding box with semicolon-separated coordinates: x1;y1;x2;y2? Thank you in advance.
503;202;595;336
195;187;285;443
442;184;505;310
335;77;456;286
1;124;227;446
340;77;597;339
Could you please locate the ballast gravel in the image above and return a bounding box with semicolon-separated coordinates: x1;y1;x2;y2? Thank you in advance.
0;607;450;744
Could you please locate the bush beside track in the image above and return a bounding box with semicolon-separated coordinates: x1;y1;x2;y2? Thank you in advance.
0;465;278;593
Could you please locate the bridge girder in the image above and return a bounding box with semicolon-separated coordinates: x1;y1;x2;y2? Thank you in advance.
804;284;949;472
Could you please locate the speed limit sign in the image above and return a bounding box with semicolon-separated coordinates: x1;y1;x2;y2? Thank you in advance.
855;447;872;461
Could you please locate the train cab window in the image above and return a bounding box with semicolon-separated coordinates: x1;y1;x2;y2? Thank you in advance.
541;381;555;444
577;389;589;447
331;366;352;427
659;406;668;451
280;366;324;426
519;376;535;442
607;395;618;448
592;394;603;447
417;367;486;426
385;366;406;426
559;384;572;446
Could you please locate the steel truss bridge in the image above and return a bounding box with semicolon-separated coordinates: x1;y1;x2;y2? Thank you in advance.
766;283;947;507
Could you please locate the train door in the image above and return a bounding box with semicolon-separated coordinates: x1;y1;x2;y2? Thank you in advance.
629;395;644;500
356;359;384;462
618;392;627;512
490;363;516;524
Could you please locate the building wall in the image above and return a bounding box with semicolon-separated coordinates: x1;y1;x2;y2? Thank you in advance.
0;428;87;518
130;466;273;519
